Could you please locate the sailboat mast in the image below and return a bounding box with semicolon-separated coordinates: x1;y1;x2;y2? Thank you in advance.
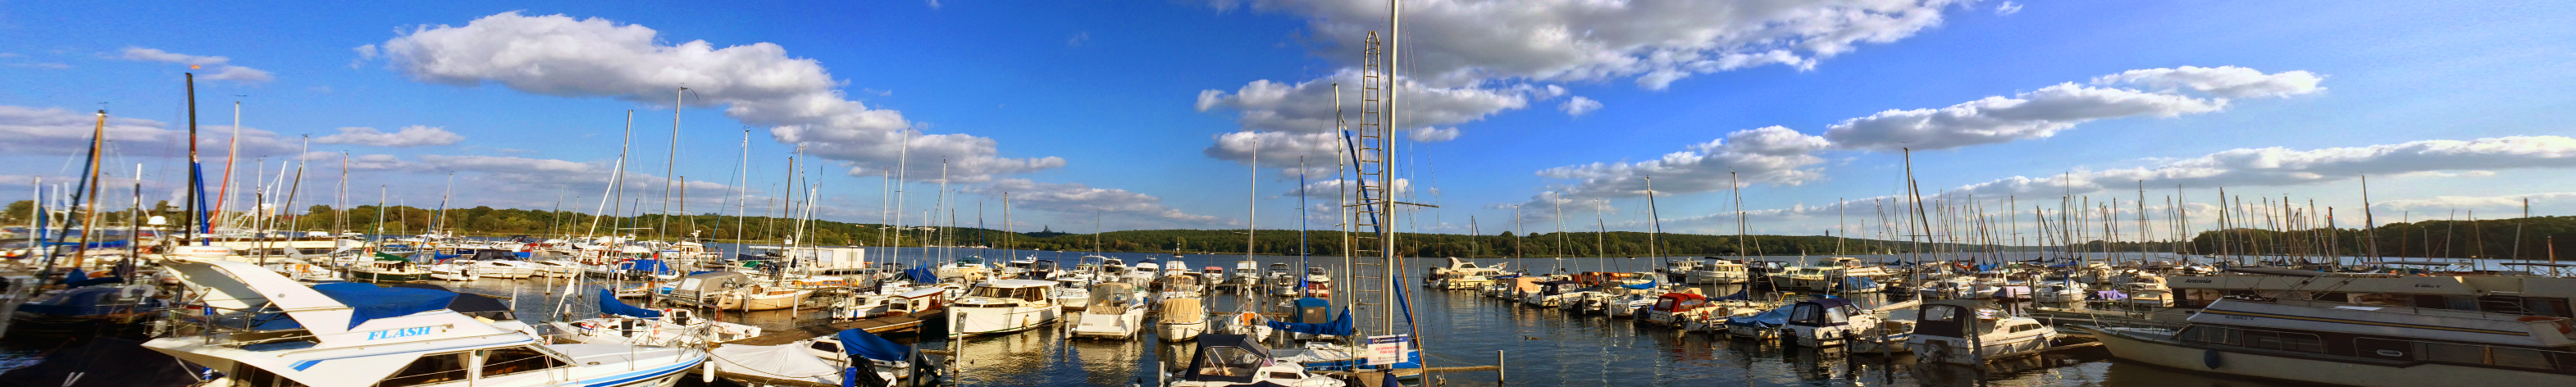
660;87;684;242
183;73;203;246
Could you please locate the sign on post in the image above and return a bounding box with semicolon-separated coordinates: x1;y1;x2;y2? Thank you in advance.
1366;335;1409;366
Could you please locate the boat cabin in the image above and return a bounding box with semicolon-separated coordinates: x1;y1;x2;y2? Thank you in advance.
1787;298;1860;328
1650;293;1708;313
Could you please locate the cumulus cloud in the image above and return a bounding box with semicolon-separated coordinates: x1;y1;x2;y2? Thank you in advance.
0;105;296;157
968;179;1225;227
295;152;427;171
1534;125;1832;201
118;47;273;82
1995;2;2022;15
2375;192;2576;212
415;154;738;203
1407;127;1459;143
1948;136;2576;198
1196;70;1562;166
375;11;1060;183
314;125;465;148
1560;96;1602;116
1209;0;1968;89
2093;66;2326;98
1824;66;2323;152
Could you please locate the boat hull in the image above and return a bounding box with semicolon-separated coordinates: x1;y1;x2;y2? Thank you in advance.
2088;326;2576;387
350;271;431;283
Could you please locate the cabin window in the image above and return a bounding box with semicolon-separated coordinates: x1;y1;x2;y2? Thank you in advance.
381;353;471;386
810;340;842;353
2186;326;2324;354
2478;296;2573;318
1192;347;1262;378
478;347;562;377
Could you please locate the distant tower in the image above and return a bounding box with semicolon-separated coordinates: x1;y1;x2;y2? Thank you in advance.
1041;225;1053;234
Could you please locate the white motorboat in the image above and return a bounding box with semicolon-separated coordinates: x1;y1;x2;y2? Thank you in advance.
1052;279;1095;312
1071;282;1147;339
712;284;814;312
145;259;704;387
1302;267;1334;298
951;279;1062;336
1782;298;1885;348
1907;299;2059;364
474;260;540;279
1159;298;1210;342
1685;258;1749;285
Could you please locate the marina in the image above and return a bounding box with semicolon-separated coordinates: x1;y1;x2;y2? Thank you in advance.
0;1;2569;387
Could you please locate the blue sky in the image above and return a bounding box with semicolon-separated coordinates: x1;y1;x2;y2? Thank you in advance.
4;0;2574;241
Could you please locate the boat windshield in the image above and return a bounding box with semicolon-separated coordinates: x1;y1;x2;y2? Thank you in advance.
1087;291;1137;314
1193;347;1263;379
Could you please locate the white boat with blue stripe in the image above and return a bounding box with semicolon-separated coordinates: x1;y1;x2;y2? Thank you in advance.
143;258;707;387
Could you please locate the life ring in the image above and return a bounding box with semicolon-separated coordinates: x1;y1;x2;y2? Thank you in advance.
2518;316;2574;335
2203;349;2223;369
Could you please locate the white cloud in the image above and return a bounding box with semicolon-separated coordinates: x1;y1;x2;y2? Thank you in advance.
314;125;465;148
1196;69;1561;166
2093;66;2325;98
969;179;1225;227
0;105;295;157
1560;96;1602;116
1825;66;2323;152
1208;0;1968;89
1949;136;2576;198
2375;192;2576;212
1534;125;1832;200
1995;2;2022;15
1067;32;1091;47
376;11;1060;183
118;47;273;83
1407;127;1459;143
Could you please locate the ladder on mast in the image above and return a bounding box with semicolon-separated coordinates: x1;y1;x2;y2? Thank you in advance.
1348;32;1393;338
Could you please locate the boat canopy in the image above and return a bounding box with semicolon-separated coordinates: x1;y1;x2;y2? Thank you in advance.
310;283;455;330
597;288;663;318
1178;334;1271;384
907;266;940;283
1161;298;1206;323
618;259;672;273
1912;299;2004;339
836;328;914;362
1787;298;1857;327
1621;280;1658;289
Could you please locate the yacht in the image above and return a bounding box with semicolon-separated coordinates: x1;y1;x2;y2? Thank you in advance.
1685;258;1749;285
1128;259;1163;285
473;260;540;279
712;283;813;312
1052;278;1095;312
349;258;432;283
1266;263;1301;297
1156;274;1211;341
145;259;703;387
1302;266;1334;298
550;289;764;346
951;279;1062;336
1232;260;1262;287
1907;299;2060;364
1664;259;1703;284
1071;282;1147;339
1428;257;1509;290
2081;298;2576;386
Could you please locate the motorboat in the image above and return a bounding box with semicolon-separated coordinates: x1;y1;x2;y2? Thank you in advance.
1071;282;1147;339
1200;266;1228;286
1643;292;1713;326
1518;280;1579;307
2081;298;2576;386
1264;263;1297;295
1663;259;1703;284
473;260;540;279
942;256;991;283
828;286;947;320
1686;258;1749;285
1232;260;1261;287
777;328;943;387
664;271;754;308
1907;299;2060;364
1782;298;1884;348
2031;280;2088;303
1603;293;1657;318
950;279;1062;336
1165;334;1346;387
1428;257;1508;290
1726;305;1794;340
1052;279;1095;312
349;258;433;283
144;259;704;387
1160;298;1210;342
711;283;814;312
549;289;764;346
1127;259;1163;285
1302;267;1334;298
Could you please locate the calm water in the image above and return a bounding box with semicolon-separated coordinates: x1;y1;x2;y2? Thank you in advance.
2;247;2378;386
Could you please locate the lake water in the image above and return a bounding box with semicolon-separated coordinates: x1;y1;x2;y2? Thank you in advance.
0;246;2399;386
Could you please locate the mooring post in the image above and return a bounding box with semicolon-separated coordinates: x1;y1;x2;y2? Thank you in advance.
1496;349;1507;385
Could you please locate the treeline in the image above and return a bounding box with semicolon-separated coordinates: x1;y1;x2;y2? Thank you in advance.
2182;216;2576;259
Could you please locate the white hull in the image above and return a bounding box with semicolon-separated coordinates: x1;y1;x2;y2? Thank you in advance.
951;305;1059;336
1158;320;1208;342
1071;310;1147;339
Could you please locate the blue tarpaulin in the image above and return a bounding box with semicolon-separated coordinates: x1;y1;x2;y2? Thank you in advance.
1724;305;1792;327
835;328;913;362
311;283;457;330
618;259;672;273
1266;307;1354;336
598;288;663;318
62;275;121;288
54;269;84;285
906;266;938;284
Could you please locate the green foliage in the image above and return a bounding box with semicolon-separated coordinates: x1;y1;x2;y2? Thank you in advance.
2185;215;2576;259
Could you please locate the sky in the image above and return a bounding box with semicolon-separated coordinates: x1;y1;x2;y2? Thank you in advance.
3;0;2574;244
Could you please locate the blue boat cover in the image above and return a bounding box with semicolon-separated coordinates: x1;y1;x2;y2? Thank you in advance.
618;259;672;273
1725;305;1792;327
1621;280;1657;289
687;270;719;276
54;269;84;285
906;266;938;283
1839;276;1880;291
311;283;456;330
1266;307;1353;336
598;288;663;318
62;276;121;288
835;328;913;362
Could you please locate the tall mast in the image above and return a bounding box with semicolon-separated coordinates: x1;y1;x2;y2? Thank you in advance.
1248;134;1259;263
661;87;685;242
215;99;242;232
588;111;635;239
183;73;203;245
1644;177;1662;262
59;109;111;272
